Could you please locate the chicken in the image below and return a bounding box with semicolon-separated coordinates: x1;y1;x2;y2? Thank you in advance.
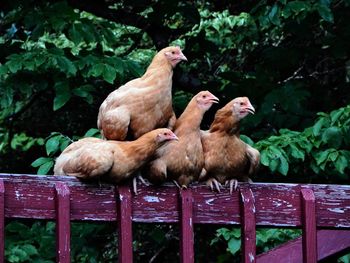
54;128;178;193
97;46;187;140
145;91;219;188
200;97;260;194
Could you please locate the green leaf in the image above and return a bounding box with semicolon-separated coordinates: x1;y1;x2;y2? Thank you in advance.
84;128;101;138
46;136;60;156
227;238;241;255
31;157;52;167
54;93;71;111
312;118;324;136
72;87;93;104
7;60;22;73
56;56;77;76
269;158;280;172
321;127;342;148
315;150;330;165
37;160;54;175
328;151;338;162
21;244;38;256
260;150;270;166
240;135;254;146
103;64;117;84
90;63;104;77
278;155;289;175
269;4;281;26
290;143;305;160
330;108;344;124
316;4;334;23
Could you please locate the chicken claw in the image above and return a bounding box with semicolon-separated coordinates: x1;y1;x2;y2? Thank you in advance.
225;179;238;194
173;180;181;189
132;174;151;195
137;174;150;186
207;178;222;193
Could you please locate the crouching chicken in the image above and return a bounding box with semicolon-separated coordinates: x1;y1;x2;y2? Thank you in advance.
200;97;260;194
145;91;219;188
54;128;178;193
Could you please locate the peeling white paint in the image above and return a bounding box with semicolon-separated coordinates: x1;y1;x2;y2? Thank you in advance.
143;196;161;203
272;200;282;207
249;252;255;262
190;218;192;227
328;207;345;213
15;190;21;200
205;198;215;205
119;194;124;201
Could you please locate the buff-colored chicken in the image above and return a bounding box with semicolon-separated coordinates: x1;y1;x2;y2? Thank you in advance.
145;91;219;188
54;128;178;193
98;46;187;140
200;97;260;194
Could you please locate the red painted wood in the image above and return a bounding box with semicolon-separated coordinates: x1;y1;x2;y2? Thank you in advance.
240;187;256;263
301;188;317;263
0;180;4;263
117;185;133;263
179;189;194;263
55;182;71;263
0;174;349;228
257;230;350;263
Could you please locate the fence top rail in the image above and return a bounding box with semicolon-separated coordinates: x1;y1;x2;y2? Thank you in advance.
0;173;349;228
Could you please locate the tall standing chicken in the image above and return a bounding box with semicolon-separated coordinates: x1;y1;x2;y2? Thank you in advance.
98;46;187;140
54;128;178;193
145;91;219;188
200;97;260;194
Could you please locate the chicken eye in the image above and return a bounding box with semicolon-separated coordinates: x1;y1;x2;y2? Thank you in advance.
171;51;175;54
163;132;168;136
240;102;244;106
203;95;207;98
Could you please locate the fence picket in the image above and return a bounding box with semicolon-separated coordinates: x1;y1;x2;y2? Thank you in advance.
117;185;133;263
0;180;4;263
179;189;194;263
55;182;71;263
301;188;317;263
240;187;256;263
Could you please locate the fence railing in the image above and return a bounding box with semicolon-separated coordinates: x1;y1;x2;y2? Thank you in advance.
0;173;350;263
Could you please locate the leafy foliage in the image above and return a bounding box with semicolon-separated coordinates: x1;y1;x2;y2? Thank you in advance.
1;0;350;261
211;227;301;257
255;105;350;181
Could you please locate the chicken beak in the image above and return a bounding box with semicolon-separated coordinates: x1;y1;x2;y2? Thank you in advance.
246;103;255;114
208;94;219;104
170;133;179;141
179;52;188;62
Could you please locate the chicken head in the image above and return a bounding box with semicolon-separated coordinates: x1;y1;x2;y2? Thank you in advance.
232;97;255;120
163;46;188;67
196;91;220;110
155;128;179;143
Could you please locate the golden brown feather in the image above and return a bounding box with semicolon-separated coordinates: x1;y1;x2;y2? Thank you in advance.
54;128;178;186
97;46;187;140
200;97;260;193
145;91;219;188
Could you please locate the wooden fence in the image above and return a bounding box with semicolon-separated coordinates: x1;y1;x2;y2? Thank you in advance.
0;173;349;262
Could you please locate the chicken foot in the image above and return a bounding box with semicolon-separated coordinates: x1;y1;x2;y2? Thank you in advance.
225;179;238;194
132;173;150;195
173;180;187;189
206;178;222;193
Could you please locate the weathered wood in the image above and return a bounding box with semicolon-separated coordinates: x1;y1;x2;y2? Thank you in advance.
117;185;133;263
257;230;350;263
55;182;70;263
0;174;350;228
0;180;4;263
179;189;194;263
301;188;317;263
240;187;256;263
